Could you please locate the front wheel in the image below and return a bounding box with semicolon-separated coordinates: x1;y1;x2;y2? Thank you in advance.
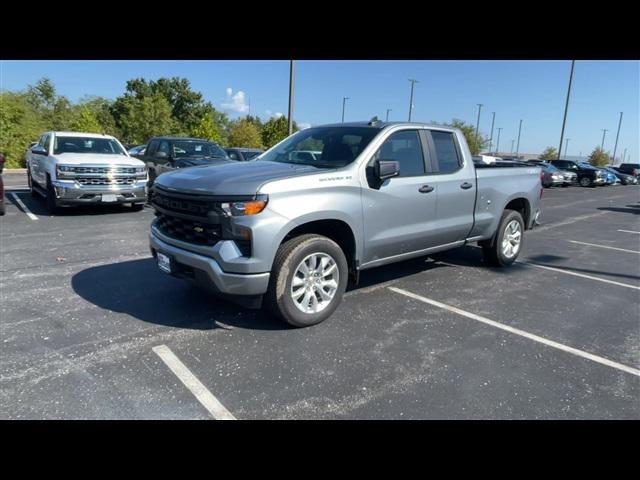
265;234;348;327
27;169;39;197
482;209;524;267
579;177;592;187
45;178;61;215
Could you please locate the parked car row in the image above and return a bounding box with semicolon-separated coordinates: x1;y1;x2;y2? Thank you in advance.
527;159;638;188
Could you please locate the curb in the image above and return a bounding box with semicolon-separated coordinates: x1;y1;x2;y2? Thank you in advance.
3;169;27;173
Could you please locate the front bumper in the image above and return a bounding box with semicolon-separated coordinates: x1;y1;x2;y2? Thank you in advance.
149;229;270;296
51;180;148;205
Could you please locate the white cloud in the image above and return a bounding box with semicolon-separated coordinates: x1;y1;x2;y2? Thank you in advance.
265;110;284;119
221;88;249;114
297;122;312;130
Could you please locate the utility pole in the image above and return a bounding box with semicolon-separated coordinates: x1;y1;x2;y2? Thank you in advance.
510;139;515;154
475;104;484;149
515;119;523;159
601;129;608;150
488;112;496;153
287;60;295;136
495;127;502;155
248;96;251;117
612;111;623;164
408;79;419;121
557;60;575;161
386;109;392;121
564;138;570;159
341;97;349;123
621;148;627;165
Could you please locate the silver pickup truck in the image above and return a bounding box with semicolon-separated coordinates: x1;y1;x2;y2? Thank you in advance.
149;120;542;327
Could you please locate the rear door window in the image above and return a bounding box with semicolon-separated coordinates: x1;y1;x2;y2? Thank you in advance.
429;130;462;174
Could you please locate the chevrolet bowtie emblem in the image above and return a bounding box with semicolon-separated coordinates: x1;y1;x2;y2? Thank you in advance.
193;226;204;233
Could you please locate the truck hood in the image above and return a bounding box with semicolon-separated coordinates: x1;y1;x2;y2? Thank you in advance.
155;160;322;196
53;153;144;167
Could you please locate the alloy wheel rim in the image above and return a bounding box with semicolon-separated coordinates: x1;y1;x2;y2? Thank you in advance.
501;220;522;259
290;252;339;314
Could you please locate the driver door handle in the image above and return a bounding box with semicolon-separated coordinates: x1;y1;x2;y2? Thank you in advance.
418;185;434;193
461;182;473;190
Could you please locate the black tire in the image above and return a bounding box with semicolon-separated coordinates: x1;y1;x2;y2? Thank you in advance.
265;234;348;328
579;176;592;187
131;203;144;211
481;209;525;268
45;177;61;215
0;199;5;216
27;168;39;197
561;183;569;187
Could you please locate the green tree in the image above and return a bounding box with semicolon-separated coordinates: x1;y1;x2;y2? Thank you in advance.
0;92;47;168
118;93;176;144
69;107;102;133
112;77;218;136
261;116;297;148
228;119;263;148
25;77;57;112
77;96;120;137
539;146;558;160
442;119;488;155
588;147;610;167
191;114;222;144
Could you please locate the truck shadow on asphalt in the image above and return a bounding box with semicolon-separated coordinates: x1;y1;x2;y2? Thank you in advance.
71;246;518;331
11;193;148;217
525;253;640;281
597;203;640;215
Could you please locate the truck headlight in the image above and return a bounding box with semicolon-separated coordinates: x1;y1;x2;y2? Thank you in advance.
220;195;268;216
56;165;75;177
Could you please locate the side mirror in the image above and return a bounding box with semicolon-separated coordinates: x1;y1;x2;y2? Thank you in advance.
31;145;48;156
375;159;400;181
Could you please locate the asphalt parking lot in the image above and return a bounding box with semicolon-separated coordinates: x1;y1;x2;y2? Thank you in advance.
1;171;639;419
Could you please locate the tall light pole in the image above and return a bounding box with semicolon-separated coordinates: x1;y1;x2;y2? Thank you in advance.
408;79;419;121
621;148;627;165
495;127;502;154
488;112;496;154
515;119;523;159
341;97;349;123
386;109;392;121
564;138;570;159
601;129;608;150
287;60;295;136
475;104;484;149
510;139;515;154
557;60;575;161
612;111;623;163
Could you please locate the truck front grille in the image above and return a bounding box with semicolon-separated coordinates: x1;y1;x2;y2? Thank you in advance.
76;177;137;186
155;212;221;246
72;166;139;175
151;190;211;217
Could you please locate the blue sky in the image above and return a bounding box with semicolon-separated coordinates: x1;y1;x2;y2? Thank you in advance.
1;60;638;161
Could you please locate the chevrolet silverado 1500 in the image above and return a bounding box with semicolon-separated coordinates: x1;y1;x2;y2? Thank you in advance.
149;120;542;327
26;131;148;214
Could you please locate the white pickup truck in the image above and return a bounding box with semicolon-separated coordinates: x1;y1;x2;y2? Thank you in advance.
26;131;148;214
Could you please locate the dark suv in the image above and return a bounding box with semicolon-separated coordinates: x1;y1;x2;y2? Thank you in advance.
133;137;233;186
549;159;605;187
616;163;640;177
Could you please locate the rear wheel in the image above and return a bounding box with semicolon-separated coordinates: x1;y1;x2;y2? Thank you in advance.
482;209;524;267
265;234;348;328
579;176;592;187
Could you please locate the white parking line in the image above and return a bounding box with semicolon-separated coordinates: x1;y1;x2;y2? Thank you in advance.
9;193;38;221
522;262;640;290
618;230;640;235
567;240;640;254
388;287;640;377
152;345;236;420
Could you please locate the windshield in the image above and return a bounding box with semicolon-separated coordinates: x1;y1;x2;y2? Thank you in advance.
53;136;126;155
172;140;227;159
258;126;381;168
242;151;262;160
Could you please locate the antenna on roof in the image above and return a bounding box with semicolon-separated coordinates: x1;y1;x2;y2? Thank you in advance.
368;116;382;127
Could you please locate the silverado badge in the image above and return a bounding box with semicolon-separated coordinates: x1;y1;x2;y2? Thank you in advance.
193;226;204;233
